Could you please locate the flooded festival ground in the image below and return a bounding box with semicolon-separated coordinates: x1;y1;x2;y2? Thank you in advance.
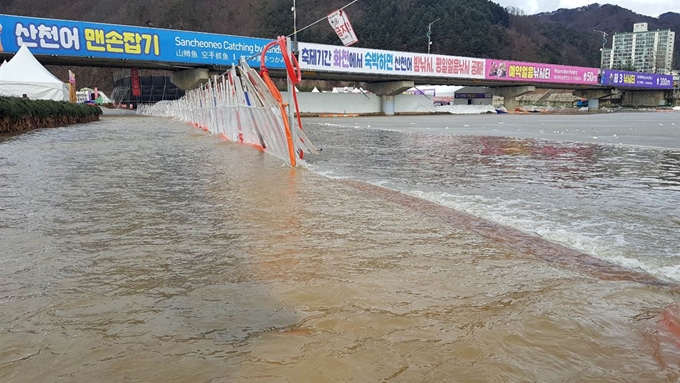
2;111;680;382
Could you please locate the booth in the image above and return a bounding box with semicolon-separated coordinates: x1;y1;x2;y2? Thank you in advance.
0;45;68;101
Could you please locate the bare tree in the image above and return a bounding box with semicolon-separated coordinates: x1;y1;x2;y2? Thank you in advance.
506;6;525;16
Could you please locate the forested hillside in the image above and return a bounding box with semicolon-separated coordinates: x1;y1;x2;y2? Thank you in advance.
530;4;680;69
1;0;678;91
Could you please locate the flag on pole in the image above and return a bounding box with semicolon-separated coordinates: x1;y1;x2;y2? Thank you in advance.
327;9;358;46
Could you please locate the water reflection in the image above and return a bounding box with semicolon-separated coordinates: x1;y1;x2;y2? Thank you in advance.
305;123;680;279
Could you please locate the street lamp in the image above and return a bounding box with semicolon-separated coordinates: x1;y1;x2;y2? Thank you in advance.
427;18;441;54
594;29;608;50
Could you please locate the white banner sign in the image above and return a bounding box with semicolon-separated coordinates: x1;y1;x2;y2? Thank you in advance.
298;42;486;79
327;9;358;47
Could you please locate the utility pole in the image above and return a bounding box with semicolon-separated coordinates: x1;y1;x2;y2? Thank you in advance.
427;18;440;54
594;30;609;69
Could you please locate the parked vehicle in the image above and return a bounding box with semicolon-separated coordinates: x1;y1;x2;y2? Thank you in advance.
433;96;453;106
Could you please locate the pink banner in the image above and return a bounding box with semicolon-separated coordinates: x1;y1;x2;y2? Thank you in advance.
485;59;599;85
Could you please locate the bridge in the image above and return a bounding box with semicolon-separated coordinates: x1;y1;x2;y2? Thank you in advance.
0;13;675;113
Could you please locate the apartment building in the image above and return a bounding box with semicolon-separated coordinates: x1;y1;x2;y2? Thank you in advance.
601;23;674;74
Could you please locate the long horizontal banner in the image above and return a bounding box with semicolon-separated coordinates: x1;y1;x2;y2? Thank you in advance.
298;42;486;79
2;14;669;90
601;69;673;89
485;59;599;85
0;14;284;68
297;42;603;86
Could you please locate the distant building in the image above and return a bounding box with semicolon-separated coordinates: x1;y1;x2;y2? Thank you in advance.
600;23;675;74
110;70;185;107
453;87;492;105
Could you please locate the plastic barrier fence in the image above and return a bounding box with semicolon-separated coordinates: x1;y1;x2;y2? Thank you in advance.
138;60;317;166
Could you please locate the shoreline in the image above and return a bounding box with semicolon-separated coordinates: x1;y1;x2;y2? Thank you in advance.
0;97;103;134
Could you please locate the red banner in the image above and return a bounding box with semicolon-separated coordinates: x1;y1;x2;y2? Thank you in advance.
130;68;141;97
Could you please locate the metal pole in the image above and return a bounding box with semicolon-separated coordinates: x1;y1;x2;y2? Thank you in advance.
286;37;297;158
594;30;607;50
427;18;440;54
288;0;360;38
291;0;298;54
293;0;297;44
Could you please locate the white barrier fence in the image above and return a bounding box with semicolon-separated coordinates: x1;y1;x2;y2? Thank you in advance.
138;62;317;166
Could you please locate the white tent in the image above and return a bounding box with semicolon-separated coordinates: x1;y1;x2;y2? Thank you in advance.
0;45;68;101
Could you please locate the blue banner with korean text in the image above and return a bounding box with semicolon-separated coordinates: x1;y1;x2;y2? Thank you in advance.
0;14;284;68
601;70;673;89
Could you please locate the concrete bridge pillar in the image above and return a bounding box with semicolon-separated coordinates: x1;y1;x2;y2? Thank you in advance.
491;86;535;112
668;89;680;107
621;90;665;107
381;96;396;115
170;68;210;90
573;89;614;110
366;81;414;116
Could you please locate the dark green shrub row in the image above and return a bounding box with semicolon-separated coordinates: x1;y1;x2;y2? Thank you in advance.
0;96;102;122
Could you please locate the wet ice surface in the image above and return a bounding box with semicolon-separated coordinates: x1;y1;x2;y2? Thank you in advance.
1;113;680;382
304;112;680;281
308;112;680;149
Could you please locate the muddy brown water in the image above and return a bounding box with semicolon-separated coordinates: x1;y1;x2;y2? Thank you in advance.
1;114;680;382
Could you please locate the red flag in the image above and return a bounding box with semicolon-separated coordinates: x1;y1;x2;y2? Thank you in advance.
130;68;141;97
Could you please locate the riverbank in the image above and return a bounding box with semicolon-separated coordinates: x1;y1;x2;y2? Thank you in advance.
0;97;102;134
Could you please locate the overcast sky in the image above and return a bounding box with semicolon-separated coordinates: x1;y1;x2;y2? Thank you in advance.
491;1;680;18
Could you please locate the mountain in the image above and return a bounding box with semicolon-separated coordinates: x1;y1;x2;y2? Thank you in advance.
0;0;678;92
527;4;680;68
533;3;676;32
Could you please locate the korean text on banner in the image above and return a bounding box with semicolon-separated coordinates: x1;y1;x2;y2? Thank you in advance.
130;68;140;97
0;13;285;69
327;10;358;47
298;42;486;80
484;59;599;85
601;69;674;89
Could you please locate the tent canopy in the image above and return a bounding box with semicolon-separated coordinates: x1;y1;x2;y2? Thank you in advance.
0;45;68;101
